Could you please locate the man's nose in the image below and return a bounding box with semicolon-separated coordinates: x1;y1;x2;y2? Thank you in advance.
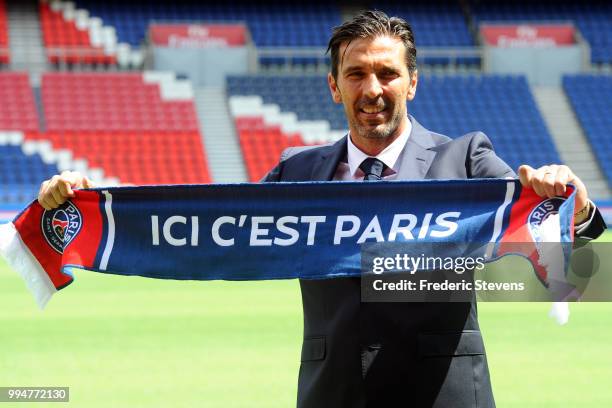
363;74;383;99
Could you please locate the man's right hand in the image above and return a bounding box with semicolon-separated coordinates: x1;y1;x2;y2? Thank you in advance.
38;171;96;210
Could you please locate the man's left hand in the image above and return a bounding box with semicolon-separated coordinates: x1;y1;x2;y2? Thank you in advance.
518;164;589;223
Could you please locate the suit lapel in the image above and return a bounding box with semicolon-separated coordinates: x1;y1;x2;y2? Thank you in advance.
396;116;438;180
310;136;348;181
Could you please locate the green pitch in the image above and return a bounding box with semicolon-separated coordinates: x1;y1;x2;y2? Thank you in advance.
1;232;611;407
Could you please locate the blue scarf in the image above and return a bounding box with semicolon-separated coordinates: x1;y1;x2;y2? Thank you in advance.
0;179;575;309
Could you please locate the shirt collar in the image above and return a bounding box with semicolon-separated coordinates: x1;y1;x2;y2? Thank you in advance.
346;119;412;177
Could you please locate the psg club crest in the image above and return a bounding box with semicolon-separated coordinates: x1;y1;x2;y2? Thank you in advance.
527;197;566;242
41;201;83;254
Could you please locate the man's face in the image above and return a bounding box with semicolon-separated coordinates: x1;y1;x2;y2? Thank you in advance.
328;35;417;145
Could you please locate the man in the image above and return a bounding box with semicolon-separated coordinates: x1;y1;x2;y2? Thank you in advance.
39;10;605;408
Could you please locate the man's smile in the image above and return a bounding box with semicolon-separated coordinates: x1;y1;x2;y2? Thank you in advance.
358;102;388;121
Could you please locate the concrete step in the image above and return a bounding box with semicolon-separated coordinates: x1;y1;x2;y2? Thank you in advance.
195;86;247;183
7;0;48;74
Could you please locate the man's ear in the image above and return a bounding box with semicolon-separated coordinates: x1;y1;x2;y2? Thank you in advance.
328;72;342;104
406;70;418;101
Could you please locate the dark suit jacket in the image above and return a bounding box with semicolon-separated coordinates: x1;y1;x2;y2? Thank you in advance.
263;116;606;408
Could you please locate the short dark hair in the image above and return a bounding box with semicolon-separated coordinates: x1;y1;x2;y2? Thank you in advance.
326;10;417;80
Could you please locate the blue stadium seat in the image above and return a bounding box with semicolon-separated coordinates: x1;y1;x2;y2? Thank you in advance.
227;73;560;170
75;0;342;48
0;146;60;205
371;0;476;47
71;1;491;66
563;74;612;187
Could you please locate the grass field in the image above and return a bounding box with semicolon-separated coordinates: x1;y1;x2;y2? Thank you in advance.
1;232;612;407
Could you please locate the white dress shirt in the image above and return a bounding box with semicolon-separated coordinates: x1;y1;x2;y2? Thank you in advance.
333;120;412;181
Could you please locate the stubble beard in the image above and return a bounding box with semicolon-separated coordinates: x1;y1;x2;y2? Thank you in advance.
348;102;404;141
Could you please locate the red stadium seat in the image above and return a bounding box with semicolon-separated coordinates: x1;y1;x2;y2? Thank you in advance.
39;2;112;65
14;72;213;185
0;73;38;131
0;0;9;63
236;120;308;181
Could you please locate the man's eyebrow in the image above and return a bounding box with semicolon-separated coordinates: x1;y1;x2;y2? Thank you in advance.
342;66;363;74
379;67;401;74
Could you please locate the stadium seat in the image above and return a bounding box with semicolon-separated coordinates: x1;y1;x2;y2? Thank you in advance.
74;0;341;49
371;1;476;48
0;73;43;205
0;131;61;205
40;1;115;65
39;72;211;185
42;73;199;132
470;0;612;64
227;73;561;181
563;74;612;188
66;1;340;67
235;117;307;181
0;73;39;132
0;0;8;64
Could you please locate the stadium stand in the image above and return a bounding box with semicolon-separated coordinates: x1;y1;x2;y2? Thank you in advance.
0;73;59;205
0;2;608;214
227;74;561;181
40;0;115;65
228;75;347;181
371;1;474;47
65;1;483;67
0;0;8;64
563;74;612;188
234;116;307;181
0;132;60;205
371;1;478;65
470;0;612;64
38;72;210;185
74;1;341;48
32;1;612;67
227;75;346;130
411;75;561;170
41;72;199;132
0;72;39;132
0;71;211;207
